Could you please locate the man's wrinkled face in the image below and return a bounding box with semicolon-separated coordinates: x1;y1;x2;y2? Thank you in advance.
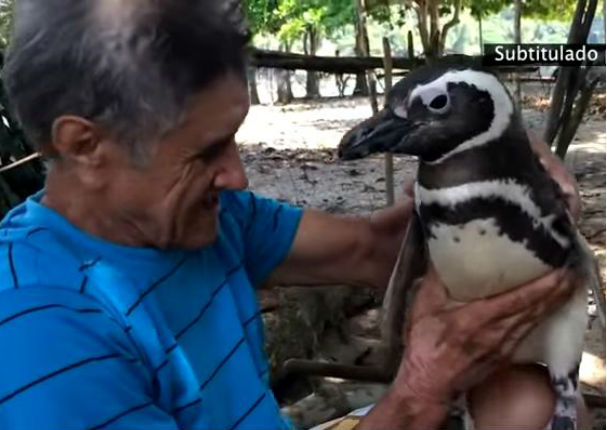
104;74;250;249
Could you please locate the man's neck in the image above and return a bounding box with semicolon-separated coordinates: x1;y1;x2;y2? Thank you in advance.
42;170;149;248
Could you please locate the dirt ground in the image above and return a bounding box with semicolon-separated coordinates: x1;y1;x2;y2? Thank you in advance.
235;83;606;428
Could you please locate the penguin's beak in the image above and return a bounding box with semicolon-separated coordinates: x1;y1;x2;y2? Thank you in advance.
338;107;412;160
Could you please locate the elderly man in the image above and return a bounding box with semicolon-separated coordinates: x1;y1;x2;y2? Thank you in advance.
0;0;581;429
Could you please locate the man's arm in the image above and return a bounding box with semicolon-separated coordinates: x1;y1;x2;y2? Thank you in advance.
527;129;581;221
266;197;413;289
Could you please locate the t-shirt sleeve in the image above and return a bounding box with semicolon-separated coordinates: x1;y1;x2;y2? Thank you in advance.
0;288;179;430
221;191;303;287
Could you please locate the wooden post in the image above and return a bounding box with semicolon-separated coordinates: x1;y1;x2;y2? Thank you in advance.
514;0;522;110
478;15;484;54
407;31;414;59
382;37;395;206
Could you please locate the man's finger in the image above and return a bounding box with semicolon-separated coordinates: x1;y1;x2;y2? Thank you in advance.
403;179;415;198
412;264;450;318
471;268;569;324
468;271;576;362
527;270;576;318
499;321;537;361
456;355;506;392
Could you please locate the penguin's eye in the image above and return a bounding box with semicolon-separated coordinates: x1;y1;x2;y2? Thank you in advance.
427;94;450;114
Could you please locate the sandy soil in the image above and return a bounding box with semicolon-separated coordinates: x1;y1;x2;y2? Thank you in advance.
235;85;606;427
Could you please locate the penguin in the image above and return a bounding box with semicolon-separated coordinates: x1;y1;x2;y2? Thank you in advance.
337;62;599;430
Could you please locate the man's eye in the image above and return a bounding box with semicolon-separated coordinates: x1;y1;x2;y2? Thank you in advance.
197;138;232;161
198;146;221;160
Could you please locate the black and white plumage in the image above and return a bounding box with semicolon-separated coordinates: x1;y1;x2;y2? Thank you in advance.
338;63;598;430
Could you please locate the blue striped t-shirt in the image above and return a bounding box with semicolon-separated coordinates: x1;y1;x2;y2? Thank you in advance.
0;190;303;429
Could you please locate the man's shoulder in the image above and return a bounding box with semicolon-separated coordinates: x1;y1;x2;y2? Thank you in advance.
219;189;302;230
0;283;130;357
0;234;126;331
0;226;88;293
217;189;302;250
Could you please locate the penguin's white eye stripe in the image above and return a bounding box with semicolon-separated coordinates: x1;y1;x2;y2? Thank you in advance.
393;105;407;119
419;86;449;108
406;84;451;115
408;81;448;108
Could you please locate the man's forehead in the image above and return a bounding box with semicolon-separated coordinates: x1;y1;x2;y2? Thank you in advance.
183;76;249;129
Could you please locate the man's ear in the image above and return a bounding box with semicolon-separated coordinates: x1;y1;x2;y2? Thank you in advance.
51;115;103;166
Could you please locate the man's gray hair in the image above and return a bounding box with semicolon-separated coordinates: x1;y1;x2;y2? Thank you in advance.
3;0;249;160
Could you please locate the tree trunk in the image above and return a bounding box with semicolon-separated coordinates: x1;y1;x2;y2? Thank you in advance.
305;27;321;99
353;0;369;96
417;0;462;63
555;75;600;157
544;0;600;157
247;67;260;105
544;0;589;144
276;69;293;104
514;0;522;110
334;49;348;98
353;64;369;95
276;44;294;104
429;0;440;58
354;0;378;107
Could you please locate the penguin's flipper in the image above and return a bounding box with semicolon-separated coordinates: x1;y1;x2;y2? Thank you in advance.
550;366;580;430
380;212;427;374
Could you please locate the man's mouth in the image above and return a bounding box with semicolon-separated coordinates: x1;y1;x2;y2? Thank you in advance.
202;195;220;211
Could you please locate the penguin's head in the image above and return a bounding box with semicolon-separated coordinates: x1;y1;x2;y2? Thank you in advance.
338;64;515;163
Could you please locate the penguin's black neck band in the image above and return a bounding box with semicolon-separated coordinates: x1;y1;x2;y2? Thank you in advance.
418;127;535;190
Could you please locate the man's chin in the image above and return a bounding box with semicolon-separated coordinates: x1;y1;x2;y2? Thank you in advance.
178;217;219;250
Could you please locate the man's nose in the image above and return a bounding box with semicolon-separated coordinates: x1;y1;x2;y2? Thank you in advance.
213;144;249;191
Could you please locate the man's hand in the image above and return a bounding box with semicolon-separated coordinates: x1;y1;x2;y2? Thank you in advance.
528;130;581;221
356;266;575;430
365;188;415;289
394;265;575;405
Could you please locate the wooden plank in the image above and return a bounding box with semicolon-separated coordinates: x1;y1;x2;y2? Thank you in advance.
0;152;41;174
249;49;540;74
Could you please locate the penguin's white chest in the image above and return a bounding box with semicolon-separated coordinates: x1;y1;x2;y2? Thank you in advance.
427;218;551;301
415;181;587;373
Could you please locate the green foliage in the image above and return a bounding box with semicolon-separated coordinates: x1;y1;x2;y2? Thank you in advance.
480;7;570;43
0;0;13;49
369;0;577;22
244;0;281;35
521;0;577;22
245;0;354;46
468;0;509;18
